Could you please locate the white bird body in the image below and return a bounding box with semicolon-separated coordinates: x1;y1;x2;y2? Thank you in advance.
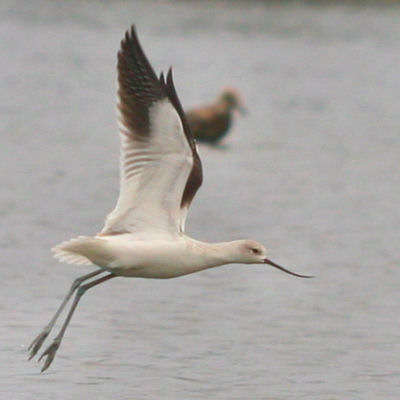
53;234;262;279
29;25;311;372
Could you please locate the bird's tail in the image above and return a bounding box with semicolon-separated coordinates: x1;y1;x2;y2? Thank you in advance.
51;236;99;266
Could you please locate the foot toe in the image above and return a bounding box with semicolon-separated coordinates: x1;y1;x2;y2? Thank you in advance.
28;331;49;360
38;341;60;372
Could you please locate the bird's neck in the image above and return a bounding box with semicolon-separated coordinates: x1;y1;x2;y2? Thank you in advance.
215;99;234;114
187;239;239;270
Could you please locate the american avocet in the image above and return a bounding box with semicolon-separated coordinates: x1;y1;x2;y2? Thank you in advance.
186;88;246;143
28;25;312;372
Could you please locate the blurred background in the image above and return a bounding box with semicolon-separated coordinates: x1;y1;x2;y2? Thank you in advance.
1;0;399;399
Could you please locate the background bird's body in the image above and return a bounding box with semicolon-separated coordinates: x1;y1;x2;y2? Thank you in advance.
186;104;232;143
186;89;245;143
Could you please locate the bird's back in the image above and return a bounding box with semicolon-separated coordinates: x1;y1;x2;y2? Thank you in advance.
186;104;232;143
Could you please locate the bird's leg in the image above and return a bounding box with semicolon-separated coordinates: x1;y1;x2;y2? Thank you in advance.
38;273;115;372
28;269;104;360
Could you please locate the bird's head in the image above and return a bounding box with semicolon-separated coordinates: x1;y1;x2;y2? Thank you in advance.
231;240;313;278
219;88;247;114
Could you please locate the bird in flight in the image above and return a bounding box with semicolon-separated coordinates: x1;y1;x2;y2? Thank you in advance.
28;25;312;372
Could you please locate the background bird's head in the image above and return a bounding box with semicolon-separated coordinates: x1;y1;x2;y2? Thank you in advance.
218;88;247;114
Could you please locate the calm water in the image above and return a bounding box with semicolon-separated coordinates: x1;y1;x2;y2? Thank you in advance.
1;0;399;398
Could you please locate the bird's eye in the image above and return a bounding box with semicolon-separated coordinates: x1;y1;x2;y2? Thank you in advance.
250;248;260;255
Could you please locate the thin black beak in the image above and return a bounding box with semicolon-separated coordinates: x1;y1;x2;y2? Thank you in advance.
264;258;313;278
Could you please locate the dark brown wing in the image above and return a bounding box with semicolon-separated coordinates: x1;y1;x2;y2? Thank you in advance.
117;25;166;138
164;68;203;208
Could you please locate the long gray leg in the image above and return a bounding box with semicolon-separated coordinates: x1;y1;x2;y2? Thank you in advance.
28;269;104;360
38;273;115;372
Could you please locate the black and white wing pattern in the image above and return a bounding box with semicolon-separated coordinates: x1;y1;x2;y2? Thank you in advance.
101;26;202;237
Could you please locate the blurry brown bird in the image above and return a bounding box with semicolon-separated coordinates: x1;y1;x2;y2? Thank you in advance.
185;88;246;144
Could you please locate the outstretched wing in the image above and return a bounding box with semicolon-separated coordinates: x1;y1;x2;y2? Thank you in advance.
100;26;202;237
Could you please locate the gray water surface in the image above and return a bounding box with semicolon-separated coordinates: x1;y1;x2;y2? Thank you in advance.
1;1;399;399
